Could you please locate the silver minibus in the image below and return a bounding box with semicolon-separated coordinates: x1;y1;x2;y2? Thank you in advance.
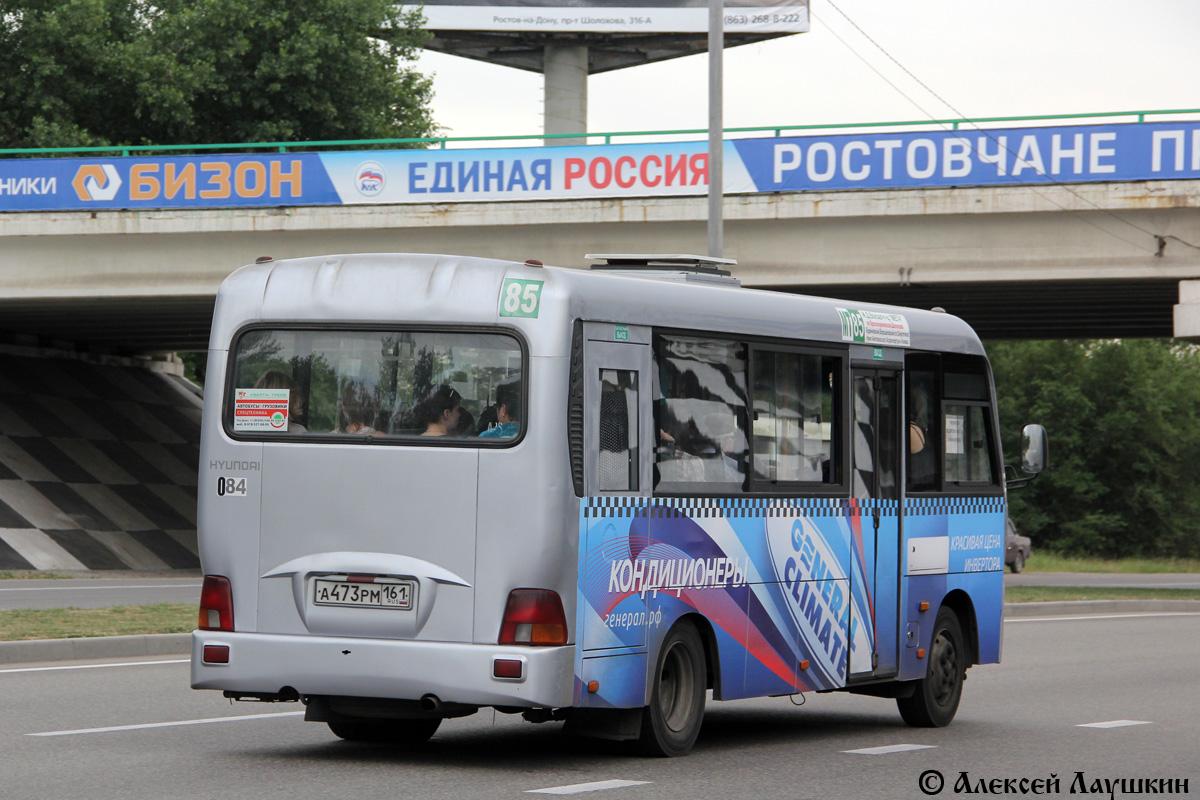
192;252;1045;756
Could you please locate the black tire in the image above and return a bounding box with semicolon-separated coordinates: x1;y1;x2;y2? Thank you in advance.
897;607;965;728
328;717;441;744
637;621;706;757
1011;551;1025;573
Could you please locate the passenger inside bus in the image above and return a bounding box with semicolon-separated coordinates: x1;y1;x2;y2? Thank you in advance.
254;370;307;432
335;381;379;435
478;382;521;439
418;384;462;437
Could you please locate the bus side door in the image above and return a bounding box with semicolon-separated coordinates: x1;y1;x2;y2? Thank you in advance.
575;323;655;708
850;366;902;677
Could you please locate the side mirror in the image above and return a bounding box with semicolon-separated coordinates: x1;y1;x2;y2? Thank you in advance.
1021;424;1048;474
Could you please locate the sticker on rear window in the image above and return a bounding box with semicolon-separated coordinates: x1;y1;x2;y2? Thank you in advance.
233;388;290;431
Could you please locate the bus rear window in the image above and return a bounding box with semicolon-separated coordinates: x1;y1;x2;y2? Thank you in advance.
227;329;524;442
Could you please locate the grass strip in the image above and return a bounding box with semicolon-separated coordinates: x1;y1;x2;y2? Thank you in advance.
1006;586;1200;603
1024;553;1200;573
0;604;196;642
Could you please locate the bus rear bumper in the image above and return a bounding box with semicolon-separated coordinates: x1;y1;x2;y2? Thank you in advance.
191;631;575;709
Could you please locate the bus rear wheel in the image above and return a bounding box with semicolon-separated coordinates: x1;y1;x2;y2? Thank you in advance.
328;717;441;745
897;607;965;728
637;621;706;757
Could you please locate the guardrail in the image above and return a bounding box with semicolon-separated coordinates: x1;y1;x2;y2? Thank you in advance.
3;108;1200;159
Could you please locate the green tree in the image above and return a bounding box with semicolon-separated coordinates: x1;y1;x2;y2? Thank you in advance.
990;339;1200;559
0;0;435;149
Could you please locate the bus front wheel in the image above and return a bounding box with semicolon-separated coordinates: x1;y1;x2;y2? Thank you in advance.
637;621;706;757
897;607;965;728
328;717;441;745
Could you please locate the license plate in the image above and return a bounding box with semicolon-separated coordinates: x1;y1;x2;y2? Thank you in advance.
313;576;415;610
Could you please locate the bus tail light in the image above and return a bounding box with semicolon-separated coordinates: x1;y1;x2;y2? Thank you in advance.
499;589;567;645
199;575;235;632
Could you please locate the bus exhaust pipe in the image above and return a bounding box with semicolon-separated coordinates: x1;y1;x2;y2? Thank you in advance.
420;694;442;713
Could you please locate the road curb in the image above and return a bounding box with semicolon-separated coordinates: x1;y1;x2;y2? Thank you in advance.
1004;599;1200;617
0;633;191;665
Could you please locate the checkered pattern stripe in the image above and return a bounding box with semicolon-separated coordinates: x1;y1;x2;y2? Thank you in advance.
584;495;1006;520
584;496;900;519
906;497;1006;515
852;498;901;517
0;353;201;571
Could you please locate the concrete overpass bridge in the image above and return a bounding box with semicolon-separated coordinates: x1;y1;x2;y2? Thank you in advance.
2;112;1200;572
3;177;1198;350
3;112;1200;351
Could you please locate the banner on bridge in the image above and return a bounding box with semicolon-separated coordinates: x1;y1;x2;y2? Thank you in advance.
2;122;1199;212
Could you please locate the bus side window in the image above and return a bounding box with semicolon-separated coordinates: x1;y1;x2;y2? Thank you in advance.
751;349;839;485
944;404;995;484
941;355;1000;487
653;335;749;493
598;370;639;492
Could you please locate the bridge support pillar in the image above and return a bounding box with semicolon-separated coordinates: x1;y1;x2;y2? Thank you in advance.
544;44;588;146
1173;280;1200;339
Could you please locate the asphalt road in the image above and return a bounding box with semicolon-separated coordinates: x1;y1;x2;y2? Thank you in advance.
1;612;1197;800
4;572;1196;611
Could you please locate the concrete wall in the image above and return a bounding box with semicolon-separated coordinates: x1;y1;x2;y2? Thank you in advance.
0;349;200;571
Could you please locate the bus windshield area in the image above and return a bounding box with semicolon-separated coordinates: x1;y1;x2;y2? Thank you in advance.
228;328;523;442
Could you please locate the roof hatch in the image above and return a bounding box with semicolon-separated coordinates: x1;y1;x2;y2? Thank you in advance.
585;254;741;286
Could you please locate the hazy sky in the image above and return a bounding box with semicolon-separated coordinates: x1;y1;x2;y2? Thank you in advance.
414;0;1200;140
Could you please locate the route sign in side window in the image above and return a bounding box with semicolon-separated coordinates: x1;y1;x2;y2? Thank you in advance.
229;328;523;443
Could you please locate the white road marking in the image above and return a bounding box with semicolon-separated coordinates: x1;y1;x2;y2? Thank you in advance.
1077;720;1152;729
1008;612;1200;623
527;780;652;795
0;584;201;593
0;659;189;675
28;711;304;737
842;744;937;755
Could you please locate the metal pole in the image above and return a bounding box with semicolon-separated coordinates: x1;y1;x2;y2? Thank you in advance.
707;0;724;257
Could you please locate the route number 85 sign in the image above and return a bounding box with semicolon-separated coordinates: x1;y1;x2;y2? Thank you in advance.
499;278;543;318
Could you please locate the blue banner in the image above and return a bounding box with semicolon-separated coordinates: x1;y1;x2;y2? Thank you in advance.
733;121;1200;192
2;122;1197;211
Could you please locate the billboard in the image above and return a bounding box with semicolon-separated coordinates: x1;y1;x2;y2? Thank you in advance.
402;0;810;34
2;122;1198;212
